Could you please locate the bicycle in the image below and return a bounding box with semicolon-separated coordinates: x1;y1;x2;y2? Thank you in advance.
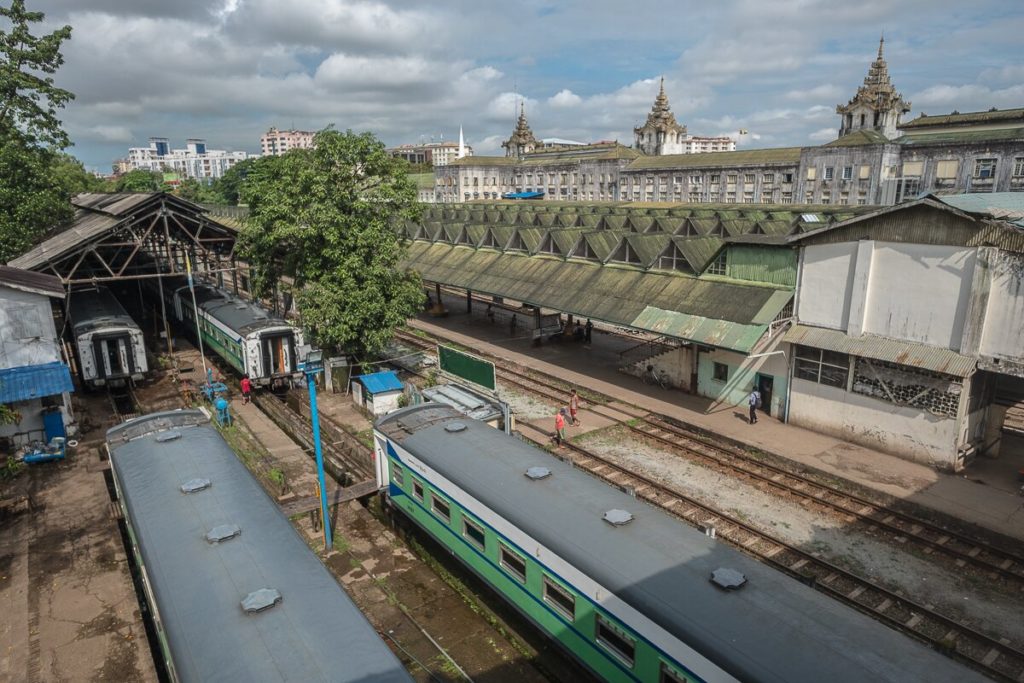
642;365;669;389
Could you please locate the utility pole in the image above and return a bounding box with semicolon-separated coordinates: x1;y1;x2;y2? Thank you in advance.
302;350;332;550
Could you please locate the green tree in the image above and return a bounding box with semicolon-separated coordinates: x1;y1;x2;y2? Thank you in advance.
239;129;425;359
50;152;104;195
0;128;71;261
115;169;164;192
0;1;74;262
0;0;73;147
210;157;257;205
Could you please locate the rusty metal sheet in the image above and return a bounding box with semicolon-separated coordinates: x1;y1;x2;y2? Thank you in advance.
783;325;976;377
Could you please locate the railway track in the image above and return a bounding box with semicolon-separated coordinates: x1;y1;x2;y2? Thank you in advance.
395;328;1024;590
538;430;1024;682
251;391;373;483
107;386;139;422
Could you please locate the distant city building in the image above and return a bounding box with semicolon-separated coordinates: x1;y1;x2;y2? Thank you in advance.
260;127;316;156
122;137;253;180
387;140;472;167
439;36;1024;205
682;135;737;153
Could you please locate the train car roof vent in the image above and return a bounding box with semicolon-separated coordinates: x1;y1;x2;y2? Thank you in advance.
603;509;633;526
206;524;242;544
180;478;211;494
710;568;747;590
444;421;468;433
525;466;551;480
241;588;282;614
156;430;181;443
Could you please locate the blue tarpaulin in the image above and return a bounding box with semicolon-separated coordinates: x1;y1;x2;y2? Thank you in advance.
502;191;545;200
356;371;403;394
0;362;74;403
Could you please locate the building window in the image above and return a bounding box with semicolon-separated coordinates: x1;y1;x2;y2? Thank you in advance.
744;173;755;184
783;172;794;183
781;192;793;204
1013;157;1024;177
763;173;774;183
935;160;959;179
709;174;720;183
974;158;997;179
726;174;737;185
841;166;853;180
499;544;527;583
823;167;834;181
431;495;451;522
463;518;486;550
596;614;636;668
794;345;850;388
805;167;816;181
713;362;728;382
543;576;575;620
707;251;727;275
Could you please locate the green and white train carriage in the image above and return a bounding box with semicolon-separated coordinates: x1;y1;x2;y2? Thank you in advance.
171;284;303;387
373;404;987;683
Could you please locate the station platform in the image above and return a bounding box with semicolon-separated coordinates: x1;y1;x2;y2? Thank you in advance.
409;303;1024;545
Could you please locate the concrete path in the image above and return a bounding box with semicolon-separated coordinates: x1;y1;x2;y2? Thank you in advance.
409;311;1024;544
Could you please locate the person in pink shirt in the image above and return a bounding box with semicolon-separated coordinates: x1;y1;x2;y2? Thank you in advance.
554;409;566;446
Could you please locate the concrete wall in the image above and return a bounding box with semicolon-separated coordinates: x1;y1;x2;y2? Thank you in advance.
862;242;976;349
698;345;789;418
0;286;61;369
798;243;857;329
788;377;960;468
980;250;1024;362
628;346;694;392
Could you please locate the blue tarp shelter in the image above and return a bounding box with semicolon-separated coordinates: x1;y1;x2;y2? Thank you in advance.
355;371;403;394
502;191;545;200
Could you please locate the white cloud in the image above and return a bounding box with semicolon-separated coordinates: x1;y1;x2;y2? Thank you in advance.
548;89;582;108
784;84;843;102
808;127;837;142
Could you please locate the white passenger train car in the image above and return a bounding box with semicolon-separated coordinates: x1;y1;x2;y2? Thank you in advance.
69;286;147;388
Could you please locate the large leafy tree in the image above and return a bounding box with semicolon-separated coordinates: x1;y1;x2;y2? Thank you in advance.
0;0;74;262
240;129;425;359
114;169;164;192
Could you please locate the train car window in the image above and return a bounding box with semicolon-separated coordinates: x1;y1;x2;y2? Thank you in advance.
499;544;527;583
431;496;451;523
596;614;635;668
659;662;689;683
412;480;424;501
462;518;486;550
391;464;404;487
542;576;575;620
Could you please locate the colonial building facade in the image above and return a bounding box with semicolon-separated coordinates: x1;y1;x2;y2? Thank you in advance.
435;38;1024;206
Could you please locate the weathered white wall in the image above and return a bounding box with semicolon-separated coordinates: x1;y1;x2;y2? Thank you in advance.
788;377;960;468
797;243;857;330
700;345;789;418
629;346;694;391
862;242;976;349
0;286;60;369
979;250;1024;362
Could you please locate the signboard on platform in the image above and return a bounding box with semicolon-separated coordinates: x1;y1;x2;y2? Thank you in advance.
437;345;496;392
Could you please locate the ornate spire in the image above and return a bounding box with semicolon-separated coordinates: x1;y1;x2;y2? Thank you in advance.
836;35;910;138
638;77;684;132
502;101;540;158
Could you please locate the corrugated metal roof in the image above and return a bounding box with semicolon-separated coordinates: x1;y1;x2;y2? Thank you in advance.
0;266;64;298
934;193;1024;219
899;107;1024;130
404;243;792;351
783;325;976;377
0;362;74;402
630;306;774;353
356;371;403;394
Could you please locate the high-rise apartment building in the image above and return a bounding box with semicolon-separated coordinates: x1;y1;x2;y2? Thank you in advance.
122;138;253;180
260;128;316;156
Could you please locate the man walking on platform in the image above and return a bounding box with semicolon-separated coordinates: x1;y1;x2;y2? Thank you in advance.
748;386;761;424
569;389;581;426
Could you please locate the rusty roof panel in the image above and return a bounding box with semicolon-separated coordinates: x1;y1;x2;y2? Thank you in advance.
782;325;976;377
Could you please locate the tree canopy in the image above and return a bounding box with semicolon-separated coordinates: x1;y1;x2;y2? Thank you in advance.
239;129;425;359
0;0;75;262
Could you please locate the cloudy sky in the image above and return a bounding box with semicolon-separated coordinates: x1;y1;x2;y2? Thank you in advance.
29;0;1024;171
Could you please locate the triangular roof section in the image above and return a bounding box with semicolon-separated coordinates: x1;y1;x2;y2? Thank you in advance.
516;227;546;253
624;234;672;268
557;212;580;227
655;216;685;234
441;222;464;244
628;215;656;233
787;197;977;243
754;220;792;237
580;213;603;229
570;234;603;262
603;214;629;231
690;217;723;236
465;224;488;247
468;209;486;223
673;236;726;273
536;212;558;227
551;229;583;256
654;241;696;274
489;225;516;250
721;219;756;237
582;231;628;263
534;230;565;257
